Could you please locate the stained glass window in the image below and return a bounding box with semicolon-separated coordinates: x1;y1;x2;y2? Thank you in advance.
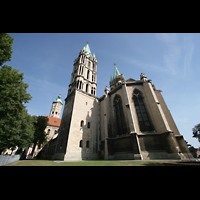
133;89;153;132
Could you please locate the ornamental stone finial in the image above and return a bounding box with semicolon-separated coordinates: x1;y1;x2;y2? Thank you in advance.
140;73;147;82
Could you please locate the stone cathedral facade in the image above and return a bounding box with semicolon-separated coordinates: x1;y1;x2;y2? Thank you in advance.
50;42;193;161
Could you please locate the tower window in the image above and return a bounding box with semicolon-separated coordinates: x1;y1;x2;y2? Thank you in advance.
80;120;84;127
86;141;89;148
91;87;93;95
88;62;90;68
87;122;90;128
79;140;83;148
55;112;57;115
47;129;51;135
87;70;90;79
52;111;54;114
77;80;79;88
86;84;88;92
79;81;82;89
133;89;153;132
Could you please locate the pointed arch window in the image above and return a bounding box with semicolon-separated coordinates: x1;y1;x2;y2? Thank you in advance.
77;80;79;88
133;89;153;132
79;140;83;148
87;70;90;80
86;141;89;148
86;84;88;92
113;95;127;135
80;120;84;127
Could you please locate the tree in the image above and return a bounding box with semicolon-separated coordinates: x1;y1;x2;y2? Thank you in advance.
0;33;14;66
192;123;200;142
0;65;32;154
31;116;49;155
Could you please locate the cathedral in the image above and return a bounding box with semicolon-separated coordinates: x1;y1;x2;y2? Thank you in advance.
43;42;193;160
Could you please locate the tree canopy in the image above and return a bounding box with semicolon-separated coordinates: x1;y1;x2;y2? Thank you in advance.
0;33;14;66
0;65;33;153
192;123;200;142
0;33;35;154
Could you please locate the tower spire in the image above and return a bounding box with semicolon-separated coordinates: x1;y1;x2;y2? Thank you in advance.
83;41;92;55
113;63;120;79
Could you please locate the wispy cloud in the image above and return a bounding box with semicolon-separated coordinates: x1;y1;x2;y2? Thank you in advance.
119;57;168;74
24;75;67;99
155;33;194;78
182;34;194;77
155;33;181;75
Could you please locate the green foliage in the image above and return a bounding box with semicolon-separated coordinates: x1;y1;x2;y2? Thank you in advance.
0;65;33;152
33;116;49;148
0;33;14;66
192;123;200;142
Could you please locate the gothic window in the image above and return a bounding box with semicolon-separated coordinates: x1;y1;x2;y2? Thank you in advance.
92;75;94;82
133;89;153;132
113;95;127;135
77;80;79;88
47;129;50;135
79;81;82;89
86;141;89;148
80;120;84;127
81;56;84;63
87;70;90;79
79;140;83;148
86;84;88;92
79;66;82;75
91;87;93;95
87;122;90;128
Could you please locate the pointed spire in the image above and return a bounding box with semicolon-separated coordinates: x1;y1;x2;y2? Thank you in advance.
82;41;91;55
110;75;113;82
93;52;96;58
113;63;120;79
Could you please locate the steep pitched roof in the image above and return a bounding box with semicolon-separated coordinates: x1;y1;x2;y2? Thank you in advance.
45;115;61;127
83;41;91;55
113;63;120;79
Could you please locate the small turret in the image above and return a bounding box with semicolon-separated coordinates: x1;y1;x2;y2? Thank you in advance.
50;94;63;118
109;63;126;90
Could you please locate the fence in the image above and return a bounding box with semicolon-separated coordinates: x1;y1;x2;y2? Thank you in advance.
0;155;21;166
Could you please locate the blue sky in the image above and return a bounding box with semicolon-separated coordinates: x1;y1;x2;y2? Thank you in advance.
5;33;200;148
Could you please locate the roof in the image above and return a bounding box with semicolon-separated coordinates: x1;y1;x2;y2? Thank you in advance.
82;41;96;57
45;115;61;127
126;78;136;82
53;94;63;105
113;63;121;79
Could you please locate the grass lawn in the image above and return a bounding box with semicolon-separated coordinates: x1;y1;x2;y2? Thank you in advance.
4;159;180;166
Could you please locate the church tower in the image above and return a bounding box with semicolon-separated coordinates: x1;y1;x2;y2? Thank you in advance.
52;42;99;161
68;41;97;96
49;94;63;118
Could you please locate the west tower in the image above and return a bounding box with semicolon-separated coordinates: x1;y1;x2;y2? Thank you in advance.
49;94;63;118
52;42;99;161
68;41;97;96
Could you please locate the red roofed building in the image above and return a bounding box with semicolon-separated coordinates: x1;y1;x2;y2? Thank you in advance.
44;94;63;141
32;94;63;158
45;116;61;127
